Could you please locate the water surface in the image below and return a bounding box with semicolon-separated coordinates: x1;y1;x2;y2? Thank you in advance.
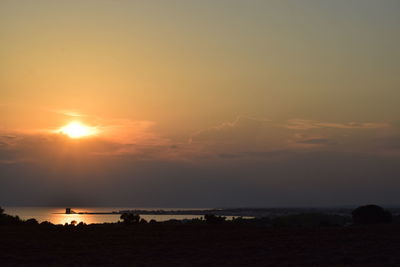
4;207;206;225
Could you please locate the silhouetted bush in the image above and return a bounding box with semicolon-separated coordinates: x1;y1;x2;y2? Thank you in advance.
231;216;244;223
25;218;39;225
40;221;54;226
352;205;392;224
0;214;23;225
204;214;226;224
0;207;25;225
253;217;272;226
231;216;256;225
120;213;140;225
185;217;204;225
272;213;350;227
164;219;182;225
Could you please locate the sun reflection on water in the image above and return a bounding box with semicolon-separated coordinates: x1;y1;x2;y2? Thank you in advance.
4;207;226;225
49;208;120;225
50;214;106;225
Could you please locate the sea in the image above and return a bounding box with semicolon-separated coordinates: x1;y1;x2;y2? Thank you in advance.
3;207;207;225
4;206;361;225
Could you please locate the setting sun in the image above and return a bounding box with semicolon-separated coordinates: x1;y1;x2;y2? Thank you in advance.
58;121;97;138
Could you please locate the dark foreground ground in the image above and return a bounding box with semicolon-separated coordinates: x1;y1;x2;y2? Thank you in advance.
1;224;400;266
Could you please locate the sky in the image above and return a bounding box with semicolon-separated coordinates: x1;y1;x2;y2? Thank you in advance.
1;0;400;207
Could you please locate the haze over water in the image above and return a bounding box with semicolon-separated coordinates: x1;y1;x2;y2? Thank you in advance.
4;207;209;225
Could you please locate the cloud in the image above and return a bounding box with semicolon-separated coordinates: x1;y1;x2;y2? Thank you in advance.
50;109;84;117
297;138;332;145
218;153;243;159
189;116;272;144
187;116;399;161
0;114;178;165
1;114;397;167
1;114;400;206
286;119;390;130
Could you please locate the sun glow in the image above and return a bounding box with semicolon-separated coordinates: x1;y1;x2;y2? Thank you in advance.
59;121;97;138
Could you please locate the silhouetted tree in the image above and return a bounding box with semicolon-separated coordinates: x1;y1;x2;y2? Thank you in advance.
40;221;53;226
204;214;226;224
120;213;140;225
0;213;23;225
188;217;204;224
0;207;4;215
232;216;243;222
25;218;38;225
352;205;392;224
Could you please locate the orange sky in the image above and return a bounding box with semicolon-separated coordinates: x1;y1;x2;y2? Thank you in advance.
1;1;400;207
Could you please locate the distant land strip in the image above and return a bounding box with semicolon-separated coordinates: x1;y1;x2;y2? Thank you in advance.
53;208;365;217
